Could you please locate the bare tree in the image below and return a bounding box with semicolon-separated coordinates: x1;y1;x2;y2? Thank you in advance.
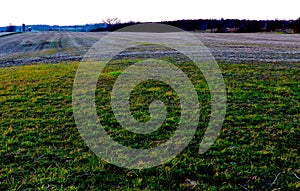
102;17;121;25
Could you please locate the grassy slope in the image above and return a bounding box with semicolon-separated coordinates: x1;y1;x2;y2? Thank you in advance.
0;62;299;190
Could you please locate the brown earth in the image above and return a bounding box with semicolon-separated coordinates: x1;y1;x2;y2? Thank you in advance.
0;32;299;68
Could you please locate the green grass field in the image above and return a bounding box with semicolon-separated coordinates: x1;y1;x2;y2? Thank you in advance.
0;61;299;190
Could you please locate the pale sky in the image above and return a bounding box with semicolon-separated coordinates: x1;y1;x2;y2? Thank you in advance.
1;0;299;27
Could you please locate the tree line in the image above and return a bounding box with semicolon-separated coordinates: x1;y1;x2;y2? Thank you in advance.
4;18;299;33
95;18;300;33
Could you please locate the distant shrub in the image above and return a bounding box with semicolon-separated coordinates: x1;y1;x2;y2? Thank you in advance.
6;25;16;32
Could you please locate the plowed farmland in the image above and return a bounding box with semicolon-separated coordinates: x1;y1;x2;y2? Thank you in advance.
1;32;299;67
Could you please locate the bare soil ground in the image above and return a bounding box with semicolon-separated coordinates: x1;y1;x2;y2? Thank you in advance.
0;32;106;67
0;32;299;67
198;33;300;64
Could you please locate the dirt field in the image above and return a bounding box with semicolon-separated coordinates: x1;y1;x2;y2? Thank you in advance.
0;32;106;67
0;32;299;67
198;33;300;63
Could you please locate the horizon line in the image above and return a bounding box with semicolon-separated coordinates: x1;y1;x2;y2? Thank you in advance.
1;17;299;28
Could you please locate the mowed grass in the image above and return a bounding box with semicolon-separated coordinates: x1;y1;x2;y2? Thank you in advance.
0;61;299;190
